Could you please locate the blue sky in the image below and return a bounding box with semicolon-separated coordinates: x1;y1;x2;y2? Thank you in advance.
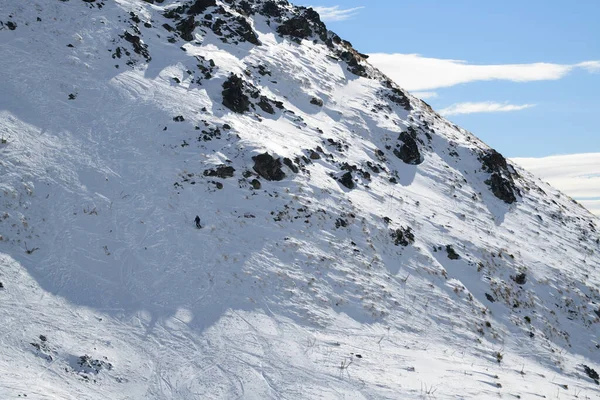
304;1;600;158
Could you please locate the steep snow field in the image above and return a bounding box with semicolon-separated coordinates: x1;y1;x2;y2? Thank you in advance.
1;1;599;399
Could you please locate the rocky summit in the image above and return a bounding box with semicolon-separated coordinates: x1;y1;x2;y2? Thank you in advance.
0;1;599;399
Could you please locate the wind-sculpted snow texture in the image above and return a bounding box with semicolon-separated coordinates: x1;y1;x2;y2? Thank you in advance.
0;1;599;399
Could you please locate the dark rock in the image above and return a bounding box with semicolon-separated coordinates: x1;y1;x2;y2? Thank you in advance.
480;149;520;204
302;7;328;41
582;365;599;385
257;96;275;114
77;355;113;375
123;31;150;61
173;115;185;122
176;16;196;41
512;273;527;285
384;84;411;110
188;0;216;15
222;74;250;113
232;16;260;45
204;165;235;178
277;16;312;41
235;0;253;15
338;172;354;189
252;153;285;181
335;218;348;228
211;181;223;189
446;245;460;260
5;21;17;30
339;50;367;77
310;97;323;107
481;149;508;172
485;173;517;204
394;131;423;165
250;179;261;190
485;293;496;303
129;12;141;24
283;158;299;173
391;226;415;247
309;150;321;160
261;1;282;18
256;64;271;76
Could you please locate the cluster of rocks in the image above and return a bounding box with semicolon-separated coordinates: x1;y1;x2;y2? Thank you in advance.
163;0;260;45
479;149;521;204
391;226;415;247
222;74;284;114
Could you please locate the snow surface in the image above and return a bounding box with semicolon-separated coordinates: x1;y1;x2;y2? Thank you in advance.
0;1;599;399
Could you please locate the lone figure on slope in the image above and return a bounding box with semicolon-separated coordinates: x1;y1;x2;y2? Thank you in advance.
194;215;202;229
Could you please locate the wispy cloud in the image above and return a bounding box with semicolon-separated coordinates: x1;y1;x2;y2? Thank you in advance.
512;153;600;216
578;61;600;73
312;6;364;22
439;102;535;116
367;53;600;91
412;91;438;100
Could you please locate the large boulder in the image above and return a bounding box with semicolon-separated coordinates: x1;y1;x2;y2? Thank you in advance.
338;172;354;189
486;173;517;204
394;131;423;165
479;149;520;204
252;153;286;181
222;74;250;113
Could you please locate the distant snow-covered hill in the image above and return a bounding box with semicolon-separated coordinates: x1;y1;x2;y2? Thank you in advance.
1;1;599;398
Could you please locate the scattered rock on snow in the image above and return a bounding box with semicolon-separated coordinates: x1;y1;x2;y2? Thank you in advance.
204;165;235;179
75;355;113;375
391;226;415;247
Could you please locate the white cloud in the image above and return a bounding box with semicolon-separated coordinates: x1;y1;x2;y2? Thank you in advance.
439;101;535;116
311;6;364;22
512;153;600;216
412;91;438;100
367;53;600;91
578;61;600;73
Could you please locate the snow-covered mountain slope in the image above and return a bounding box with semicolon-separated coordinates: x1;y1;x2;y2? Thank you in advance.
1;1;599;398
